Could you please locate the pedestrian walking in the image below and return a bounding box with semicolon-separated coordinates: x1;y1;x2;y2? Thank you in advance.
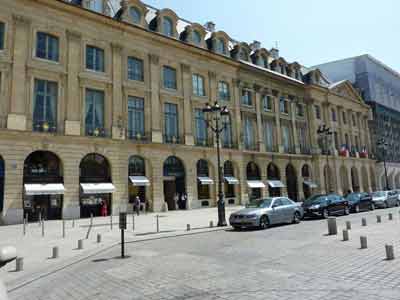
173;193;179;210
134;196;140;216
100;200;108;217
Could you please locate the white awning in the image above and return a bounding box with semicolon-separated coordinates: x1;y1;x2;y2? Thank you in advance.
224;176;239;185
247;180;265;188
129;176;150;186
197;177;214;185
267;180;285;188
24;184;65;196
304;180;318;188
80;183;115;194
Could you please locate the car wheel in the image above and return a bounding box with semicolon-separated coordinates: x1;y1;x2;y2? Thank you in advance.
344;206;350;215
354;205;360;213
259;215;269;230
370;202;375;210
292;212;301;224
322;209;329;219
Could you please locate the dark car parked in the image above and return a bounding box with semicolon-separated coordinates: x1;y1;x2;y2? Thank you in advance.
303;194;349;219
346;192;375;213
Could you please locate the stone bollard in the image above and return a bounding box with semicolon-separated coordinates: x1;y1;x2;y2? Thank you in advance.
377;215;381;223
97;234;102;243
342;230;349;241
209;221;214;228
187;224;191;231
389;213;393;221
78;239;84;250
15;257;24;272
360;236;368;249
362;218;367;226
327;217;337;235
385;244;395;260
346;221;351;230
52;247;59;259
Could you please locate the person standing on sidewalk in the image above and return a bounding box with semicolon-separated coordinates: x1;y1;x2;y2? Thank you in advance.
134;196;140;216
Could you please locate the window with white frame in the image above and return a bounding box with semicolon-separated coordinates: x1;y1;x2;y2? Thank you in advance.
36;32;59;62
243;116;255;149
296;103;305;117
162;17;174;37
192;74;205;96
33;79;58;132
298;125;308;153
163;66;177;90
194;109;208;145
0;22;5;50
331;108;337;122
262;95;273;112
241;90;252;106
86;45;104;72
164;103;178;142
263;119;275;152
315;105;321;119
281;123;292;153
218;81;230;101
279;96;289;114
221;114;233;148
127;96;145;138
192;30;202;45
215;38;225;54
127;57;144;81
85;88;104;136
129;7;141;24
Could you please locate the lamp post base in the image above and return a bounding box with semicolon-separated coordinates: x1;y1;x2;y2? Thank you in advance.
217;193;227;227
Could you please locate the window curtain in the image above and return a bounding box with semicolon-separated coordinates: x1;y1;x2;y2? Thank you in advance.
164;103;178;138
195;109;206;143
222;116;232;146
243;117;254;148
264;120;274;151
282;124;290;152
128;97;144;136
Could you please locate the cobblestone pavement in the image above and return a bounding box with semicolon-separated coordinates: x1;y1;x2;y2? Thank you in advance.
6;207;400;300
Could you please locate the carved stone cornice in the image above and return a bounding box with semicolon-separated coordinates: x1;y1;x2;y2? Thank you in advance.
149;54;159;65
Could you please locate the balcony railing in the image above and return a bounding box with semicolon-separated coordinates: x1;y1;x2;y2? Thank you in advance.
127;130;149;143
222;141;237;149
33;121;57;133
195;137;214;147
85;127;109;138
163;135;182;144
244;142;259;151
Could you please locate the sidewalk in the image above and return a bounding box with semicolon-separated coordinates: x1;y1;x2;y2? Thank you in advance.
0;205;242;290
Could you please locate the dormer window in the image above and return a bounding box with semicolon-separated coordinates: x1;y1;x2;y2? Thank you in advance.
258;56;267;68
216;38;225;54
162;17;174;37
280;65;285;75
239;50;247;61
129;7;141;24
192;30;202;45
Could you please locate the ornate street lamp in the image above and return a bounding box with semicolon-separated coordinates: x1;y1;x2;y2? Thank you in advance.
377;138;389;190
202;101;229;227
317;124;333;194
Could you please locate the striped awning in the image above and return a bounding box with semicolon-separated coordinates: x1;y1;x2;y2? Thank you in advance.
129;176;150;186
24;184;65;196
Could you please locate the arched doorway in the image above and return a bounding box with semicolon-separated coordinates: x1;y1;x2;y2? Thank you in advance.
0;156;4;214
23;151;64;221
361;165;369;192
370;166;376;191
301;164;313;200
79;153;113;218
351;167;360;192
197;159;213;207
286;164;298;201
128;155;149;211
267;163;282;197
224;161;238;204
246;162;262;200
163;156;186;210
340;165;349;194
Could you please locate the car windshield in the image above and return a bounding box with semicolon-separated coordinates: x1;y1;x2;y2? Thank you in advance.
372;191;385;197
246;198;273;208
304;195;328;205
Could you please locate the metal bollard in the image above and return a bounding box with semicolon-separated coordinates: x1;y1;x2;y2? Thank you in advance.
38;211;42;226
346;221;351;230
52;246;59;259
41;220;45;237
389;213;393;221
23;217;26;236
62;219;66;238
376;215;381;223
187;224;191;231
132;214;135;232
97;234;101;243
327;217;337;235
72;219;75;228
209;221;214;228
360;236;368;249
78;239;84;250
156;215;160;233
342;230;349;241
15;257;24;272
90;213;93;226
385;244;395;260
110;214;113;230
362;218;367;226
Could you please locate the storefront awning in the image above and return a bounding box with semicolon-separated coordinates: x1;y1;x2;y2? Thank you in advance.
224;176;239;185
247;180;265;188
267;180;285;188
80;183;115;194
129;176;150;186
197;177;214;185
304;180;318;188
24;184;65;196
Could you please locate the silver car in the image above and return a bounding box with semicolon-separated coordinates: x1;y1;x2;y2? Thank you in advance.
371;191;399;208
229;197;304;230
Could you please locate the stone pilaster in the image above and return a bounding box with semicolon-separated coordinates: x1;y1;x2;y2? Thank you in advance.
149;54;162;143
181;63;194;146
291;97;300;154
233;79;242;150
273;90;283;152
254;84;265;152
111;43;125;140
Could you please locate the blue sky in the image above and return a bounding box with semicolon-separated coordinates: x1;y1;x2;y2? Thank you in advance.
138;0;400;71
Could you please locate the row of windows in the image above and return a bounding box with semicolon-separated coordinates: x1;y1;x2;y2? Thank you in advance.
313;104;364;128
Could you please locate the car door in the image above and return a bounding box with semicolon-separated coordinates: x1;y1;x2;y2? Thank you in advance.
389;191;397;207
280;198;295;222
327;195;339;214
270;199;284;224
360;193;371;210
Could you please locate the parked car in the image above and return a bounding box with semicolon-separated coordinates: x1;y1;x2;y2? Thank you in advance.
371;191;399;208
229;197;304;230
345;192;374;213
302;194;349;219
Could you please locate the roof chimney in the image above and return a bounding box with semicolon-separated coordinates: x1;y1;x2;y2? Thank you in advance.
270;48;279;59
250;40;261;51
204;21;216;32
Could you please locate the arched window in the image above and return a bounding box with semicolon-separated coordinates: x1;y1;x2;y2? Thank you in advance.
197;159;210;199
128;156;145;176
162;17;174;37
224;161;234;177
216;38;225;54
301;164;310;178
192;30;202;45
129;7;141;24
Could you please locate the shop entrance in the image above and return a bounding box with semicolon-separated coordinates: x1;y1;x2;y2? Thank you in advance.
267;163;281;197
163;156;186;210
23;151;64;222
286;164;298;201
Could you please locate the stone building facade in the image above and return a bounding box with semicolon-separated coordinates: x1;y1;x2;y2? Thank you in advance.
0;0;375;224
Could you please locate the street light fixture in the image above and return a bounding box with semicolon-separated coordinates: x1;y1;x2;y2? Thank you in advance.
202;101;229;227
317;124;333;194
377;138;389;190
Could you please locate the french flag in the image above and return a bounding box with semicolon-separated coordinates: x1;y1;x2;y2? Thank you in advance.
339;144;348;156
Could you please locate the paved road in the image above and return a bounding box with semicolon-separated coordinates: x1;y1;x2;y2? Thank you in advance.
6;207;400;300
